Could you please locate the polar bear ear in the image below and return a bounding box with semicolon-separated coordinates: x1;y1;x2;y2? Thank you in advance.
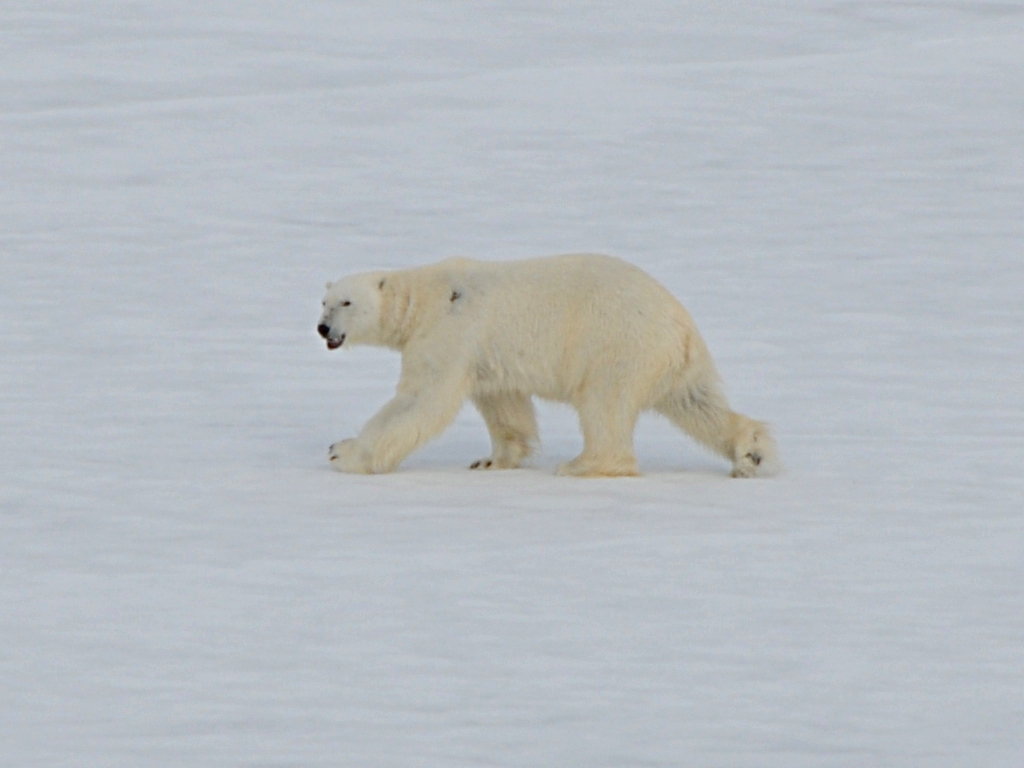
325;281;332;291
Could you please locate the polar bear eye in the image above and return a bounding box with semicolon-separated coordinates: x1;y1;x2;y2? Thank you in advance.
341;300;351;307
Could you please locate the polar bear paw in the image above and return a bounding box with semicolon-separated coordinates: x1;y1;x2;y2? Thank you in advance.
328;439;372;473
469;456;520;470
729;422;779;478
556;454;640;478
730;450;765;478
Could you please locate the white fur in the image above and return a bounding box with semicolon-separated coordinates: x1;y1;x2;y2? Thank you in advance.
320;254;777;477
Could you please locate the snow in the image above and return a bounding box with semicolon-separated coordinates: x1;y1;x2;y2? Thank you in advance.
3;1;1023;765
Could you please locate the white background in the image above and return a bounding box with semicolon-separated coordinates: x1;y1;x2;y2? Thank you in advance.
3;2;1022;766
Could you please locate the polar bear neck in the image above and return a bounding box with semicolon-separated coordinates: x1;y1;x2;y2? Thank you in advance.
378;275;423;350
378;268;454;350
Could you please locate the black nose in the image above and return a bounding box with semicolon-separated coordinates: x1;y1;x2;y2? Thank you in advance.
317;324;330;338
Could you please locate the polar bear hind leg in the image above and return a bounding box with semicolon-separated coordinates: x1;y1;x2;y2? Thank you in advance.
557;387;641;477
655;376;778;478
470;391;538;469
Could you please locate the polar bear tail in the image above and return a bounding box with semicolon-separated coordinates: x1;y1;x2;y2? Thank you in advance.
655;376;779;478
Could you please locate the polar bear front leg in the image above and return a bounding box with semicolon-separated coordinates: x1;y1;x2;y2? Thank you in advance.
328;393;413;473
470;392;538;469
330;374;470;474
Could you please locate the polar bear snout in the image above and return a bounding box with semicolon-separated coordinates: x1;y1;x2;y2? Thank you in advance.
318;323;346;349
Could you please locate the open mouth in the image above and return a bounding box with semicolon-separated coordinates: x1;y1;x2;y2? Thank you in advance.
326;334;345;350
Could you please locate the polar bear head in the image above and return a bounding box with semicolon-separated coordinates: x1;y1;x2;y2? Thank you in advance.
318;271;389;349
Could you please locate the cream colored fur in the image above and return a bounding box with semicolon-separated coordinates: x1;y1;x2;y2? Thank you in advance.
319;254;777;477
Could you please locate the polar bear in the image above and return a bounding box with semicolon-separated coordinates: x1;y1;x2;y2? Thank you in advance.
318;254;776;478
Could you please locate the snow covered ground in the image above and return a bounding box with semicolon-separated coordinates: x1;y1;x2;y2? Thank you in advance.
3;1;1023;765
